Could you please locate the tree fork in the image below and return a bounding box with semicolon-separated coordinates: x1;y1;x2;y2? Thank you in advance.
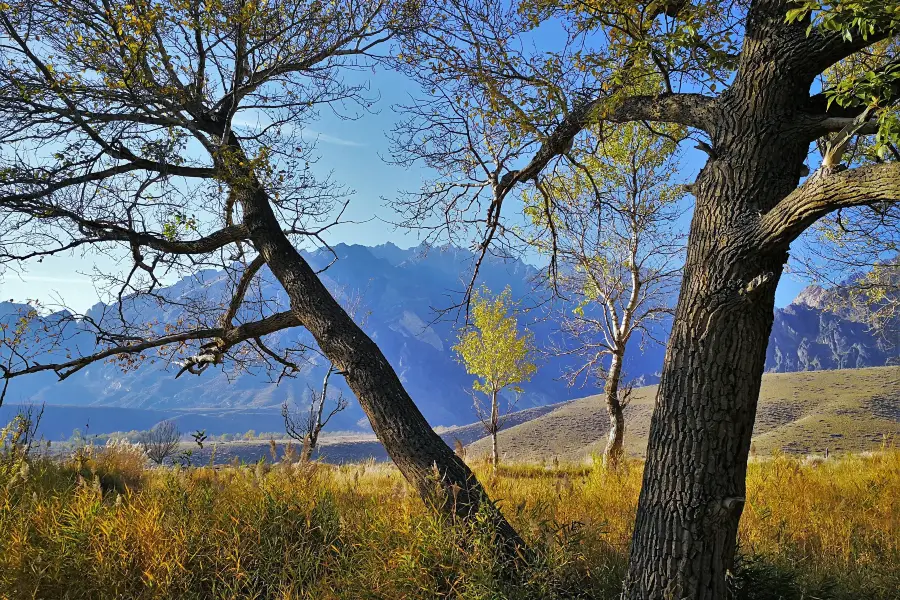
623;2;822;592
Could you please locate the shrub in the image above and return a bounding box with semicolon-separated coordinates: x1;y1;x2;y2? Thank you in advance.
88;439;148;493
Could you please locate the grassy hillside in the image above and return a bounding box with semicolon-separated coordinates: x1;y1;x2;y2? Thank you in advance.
468;366;900;462
148;366;899;466
437;401;569;446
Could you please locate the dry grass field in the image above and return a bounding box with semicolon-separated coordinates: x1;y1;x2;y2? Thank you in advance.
0;425;897;600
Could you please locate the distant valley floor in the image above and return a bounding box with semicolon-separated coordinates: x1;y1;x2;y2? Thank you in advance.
190;366;900;465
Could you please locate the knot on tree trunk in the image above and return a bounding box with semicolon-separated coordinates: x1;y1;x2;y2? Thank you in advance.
707;495;746;525
740;272;775;299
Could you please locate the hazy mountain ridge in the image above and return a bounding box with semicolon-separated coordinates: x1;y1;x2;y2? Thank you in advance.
2;243;897;433
766;274;899;372
1;243;605;429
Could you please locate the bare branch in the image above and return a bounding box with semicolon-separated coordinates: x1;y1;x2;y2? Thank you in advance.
496;93;715;199
2;310;300;382
221;254;267;329
758;162;900;249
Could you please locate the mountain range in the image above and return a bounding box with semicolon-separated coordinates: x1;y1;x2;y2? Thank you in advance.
1;243;897;435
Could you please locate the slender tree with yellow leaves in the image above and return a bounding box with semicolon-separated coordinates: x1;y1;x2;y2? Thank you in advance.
528;121;685;469
453;286;537;471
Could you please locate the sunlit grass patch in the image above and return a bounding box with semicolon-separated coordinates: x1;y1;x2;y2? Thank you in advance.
0;432;897;599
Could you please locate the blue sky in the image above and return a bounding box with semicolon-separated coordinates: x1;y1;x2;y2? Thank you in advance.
0;66;811;312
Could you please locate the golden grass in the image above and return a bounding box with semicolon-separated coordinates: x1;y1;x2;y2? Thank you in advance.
0;440;897;599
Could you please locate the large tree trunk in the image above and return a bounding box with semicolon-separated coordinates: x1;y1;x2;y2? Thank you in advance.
623;252;784;599
623;3;821;596
231;163;524;552
603;352;625;469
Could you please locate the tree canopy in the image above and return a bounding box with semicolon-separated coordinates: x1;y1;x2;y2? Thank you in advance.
0;0;405;380
393;0;900;275
454;286;537;397
2;0;900;597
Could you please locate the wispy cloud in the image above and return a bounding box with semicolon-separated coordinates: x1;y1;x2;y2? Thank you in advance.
308;131;366;148
17;275;91;284
231;118;365;148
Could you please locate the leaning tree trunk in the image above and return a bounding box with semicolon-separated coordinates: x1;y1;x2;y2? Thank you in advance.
603;352;625;469
229;152;523;553
623;3;825;597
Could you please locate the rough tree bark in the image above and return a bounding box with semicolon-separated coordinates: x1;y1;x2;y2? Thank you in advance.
603;352;625;469
622;2;851;597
